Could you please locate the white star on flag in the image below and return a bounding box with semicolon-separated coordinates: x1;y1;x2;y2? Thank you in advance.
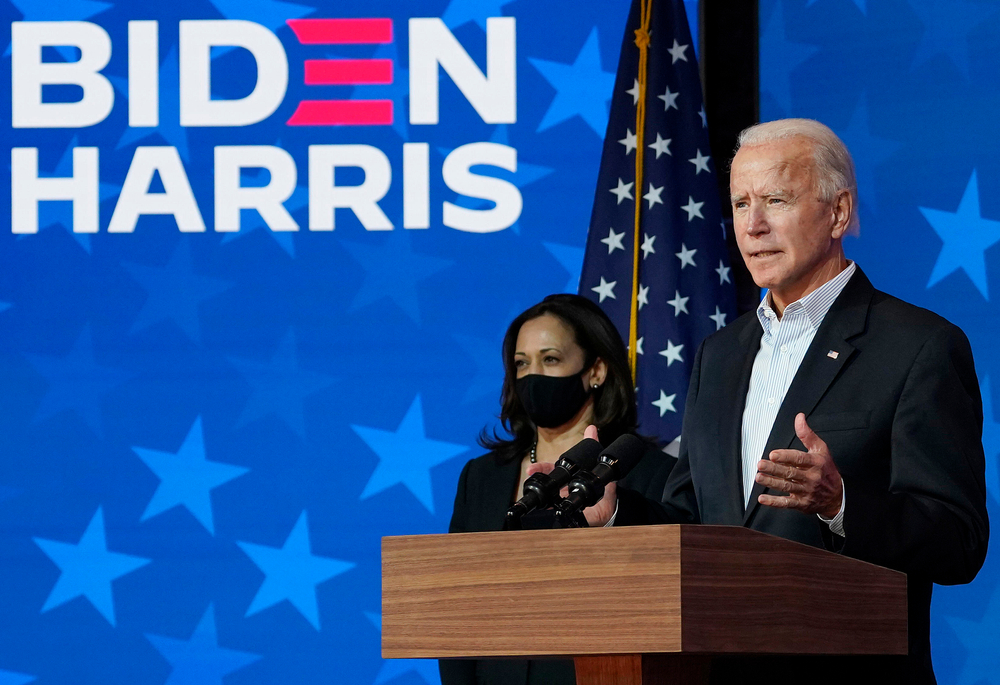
698;106;707;127
644;183;664;209
652;390;677;416
716;260;731;284
681;196;704;220
658;86;679;111
658;340;684;366
619;128;638;155
641;233;656;259
667;290;689;315
637;284;649;310
601;228;625;254
668;39;689;63
610;178;634;204
709;306;727;330
675;243;697;268
627;78;640;105
648;133;672;158
636;337;644;355
591;277;617;302
688;149;711;174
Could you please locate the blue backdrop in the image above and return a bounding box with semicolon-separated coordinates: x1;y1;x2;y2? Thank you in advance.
760;1;1000;682
0;0;996;684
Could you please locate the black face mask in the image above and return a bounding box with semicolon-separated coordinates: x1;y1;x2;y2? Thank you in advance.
515;370;592;428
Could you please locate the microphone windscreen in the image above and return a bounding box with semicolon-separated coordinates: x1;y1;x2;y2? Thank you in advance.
558;438;603;471
598;434;646;479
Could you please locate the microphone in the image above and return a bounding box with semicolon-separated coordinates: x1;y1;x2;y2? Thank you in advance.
504;438;603;530
554;434;646;522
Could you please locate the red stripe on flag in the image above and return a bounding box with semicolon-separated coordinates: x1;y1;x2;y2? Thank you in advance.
286;19;392;45
286;100;394;126
304;59;393;85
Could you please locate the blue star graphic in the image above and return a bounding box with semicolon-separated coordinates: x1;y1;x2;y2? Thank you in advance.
123;239;233;341
28;325;129;436
237;511;354;630
218;165;304;257
208;0;313;26
351;395;469;513
364;612;440;685
806;0;865;15
146;604;261;685
0;301;10;314
5;0;110;58
0;671;35;685
0;484;21;505
349;42;411;141
454;332;504;405
981;376;1000;500
21;136;121;253
133;417;249;535
910;0;993;80
529;27;616;137
945;585;1000;685
759;0;818;116
341;232;452;325
542;241;585;292
920;170;1000;300
442;0;513;31
835;95;899;215
229;330;334;438
34;507;151;626
115;47;190;160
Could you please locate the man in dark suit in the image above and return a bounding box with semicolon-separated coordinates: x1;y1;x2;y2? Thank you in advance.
607;119;989;684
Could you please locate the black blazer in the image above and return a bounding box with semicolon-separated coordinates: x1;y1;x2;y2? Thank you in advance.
618;268;989;684
441;442;676;685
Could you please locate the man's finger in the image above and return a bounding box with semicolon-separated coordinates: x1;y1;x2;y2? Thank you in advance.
754;473;805;494
758;493;801;509
759;458;805;479
795;413;827;453
767;449;815;467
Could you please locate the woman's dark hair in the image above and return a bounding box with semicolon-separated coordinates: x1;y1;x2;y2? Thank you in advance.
479;294;639;463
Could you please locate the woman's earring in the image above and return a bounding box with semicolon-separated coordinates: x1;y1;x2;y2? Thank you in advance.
592;383;599;389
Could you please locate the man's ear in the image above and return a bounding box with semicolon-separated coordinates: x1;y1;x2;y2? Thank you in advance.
830;189;853;239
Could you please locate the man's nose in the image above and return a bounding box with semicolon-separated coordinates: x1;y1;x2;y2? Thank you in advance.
745;203;769;235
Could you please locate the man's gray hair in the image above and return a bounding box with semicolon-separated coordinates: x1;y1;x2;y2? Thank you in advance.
735;118;860;235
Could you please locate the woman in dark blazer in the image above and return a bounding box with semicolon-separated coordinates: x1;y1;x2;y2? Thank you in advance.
440;294;675;685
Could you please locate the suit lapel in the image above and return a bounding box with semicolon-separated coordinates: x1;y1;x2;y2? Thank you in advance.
742;269;874;526
491;456;524;531
721;318;763;521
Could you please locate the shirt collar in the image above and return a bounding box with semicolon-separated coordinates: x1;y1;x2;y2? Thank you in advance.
756;261;857;332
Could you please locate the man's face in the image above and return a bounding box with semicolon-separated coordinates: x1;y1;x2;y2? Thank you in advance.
730;136;848;308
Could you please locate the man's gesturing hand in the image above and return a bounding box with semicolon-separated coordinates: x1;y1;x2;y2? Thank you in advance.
756;413;843;518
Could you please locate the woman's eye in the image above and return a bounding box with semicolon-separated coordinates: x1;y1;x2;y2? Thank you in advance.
544;356;560;364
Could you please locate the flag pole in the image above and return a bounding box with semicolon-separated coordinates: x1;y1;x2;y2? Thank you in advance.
628;0;654;382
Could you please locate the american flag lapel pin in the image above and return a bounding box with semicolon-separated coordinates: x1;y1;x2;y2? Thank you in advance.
827;350;839;359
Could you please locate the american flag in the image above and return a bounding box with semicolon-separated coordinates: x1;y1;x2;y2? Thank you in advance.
580;0;737;443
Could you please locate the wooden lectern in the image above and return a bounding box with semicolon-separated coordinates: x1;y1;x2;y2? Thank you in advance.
382;525;907;684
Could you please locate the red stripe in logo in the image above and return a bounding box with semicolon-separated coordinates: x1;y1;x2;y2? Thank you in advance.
287;100;394;126
304;59;393;86
286;19;392;45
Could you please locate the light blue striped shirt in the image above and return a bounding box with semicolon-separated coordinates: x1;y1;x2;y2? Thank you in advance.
740;262;856;530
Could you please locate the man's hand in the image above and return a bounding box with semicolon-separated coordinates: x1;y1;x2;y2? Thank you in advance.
756;413;843;518
526;425;616;526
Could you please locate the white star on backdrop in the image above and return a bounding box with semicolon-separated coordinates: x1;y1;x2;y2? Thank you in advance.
675;243;697;268
667;290;689;315
644;183;664;208
652;390;677;416
688;149;711;174
619;128;638;155
658;340;684;366
648;133;672;158
641;233;656;259
592;277;617;302
658;86;679;111
668;39;689;63
681;196;705;220
601;227;625;254
716;260;731;284
610;178;634;204
710;306;728;330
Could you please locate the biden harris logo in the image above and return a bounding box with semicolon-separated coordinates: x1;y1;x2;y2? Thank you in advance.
8;16;521;234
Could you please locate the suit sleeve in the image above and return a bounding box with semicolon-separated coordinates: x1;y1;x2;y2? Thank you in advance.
835;325;989;584
439;459;478;684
